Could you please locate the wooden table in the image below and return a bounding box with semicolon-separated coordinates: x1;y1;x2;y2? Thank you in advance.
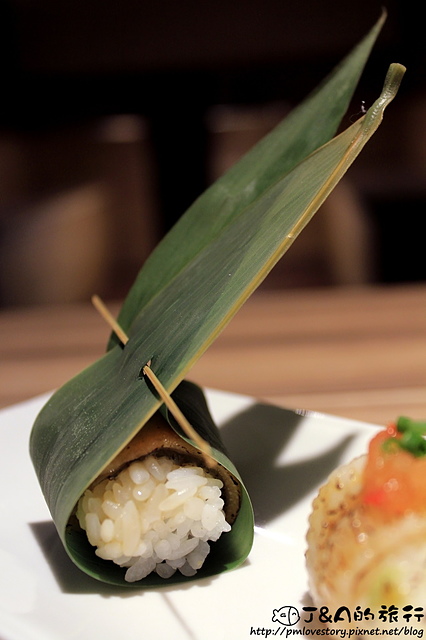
1;283;426;425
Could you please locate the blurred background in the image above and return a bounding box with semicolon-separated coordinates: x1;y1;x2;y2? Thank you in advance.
0;0;424;307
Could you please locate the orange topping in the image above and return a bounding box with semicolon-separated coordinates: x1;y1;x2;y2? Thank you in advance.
361;423;426;518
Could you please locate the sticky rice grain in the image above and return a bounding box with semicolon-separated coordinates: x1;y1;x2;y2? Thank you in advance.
76;455;232;582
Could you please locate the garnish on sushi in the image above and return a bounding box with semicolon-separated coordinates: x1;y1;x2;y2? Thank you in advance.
362;417;426;516
306;417;426;628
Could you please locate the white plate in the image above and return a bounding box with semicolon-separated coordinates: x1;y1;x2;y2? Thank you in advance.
0;389;380;640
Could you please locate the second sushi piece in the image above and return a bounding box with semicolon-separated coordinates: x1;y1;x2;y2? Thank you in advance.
306;417;426;630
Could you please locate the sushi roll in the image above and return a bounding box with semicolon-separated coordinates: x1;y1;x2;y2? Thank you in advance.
306;417;426;630
74;411;241;582
30;376;253;587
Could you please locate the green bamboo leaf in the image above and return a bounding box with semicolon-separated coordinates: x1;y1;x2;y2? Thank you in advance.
109;11;386;347
115;63;406;394
29;15;405;588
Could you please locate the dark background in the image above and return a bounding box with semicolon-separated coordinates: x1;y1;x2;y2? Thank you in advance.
0;0;424;305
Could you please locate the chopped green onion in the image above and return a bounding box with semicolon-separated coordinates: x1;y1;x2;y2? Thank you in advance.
383;417;426;457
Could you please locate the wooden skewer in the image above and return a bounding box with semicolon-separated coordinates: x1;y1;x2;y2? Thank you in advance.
91;294;215;467
92;295;129;346
141;363;215;467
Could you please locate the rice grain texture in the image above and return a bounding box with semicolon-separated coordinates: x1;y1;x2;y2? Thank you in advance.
76;455;231;581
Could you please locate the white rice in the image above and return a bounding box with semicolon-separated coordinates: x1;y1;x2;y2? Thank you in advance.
76;455;231;581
